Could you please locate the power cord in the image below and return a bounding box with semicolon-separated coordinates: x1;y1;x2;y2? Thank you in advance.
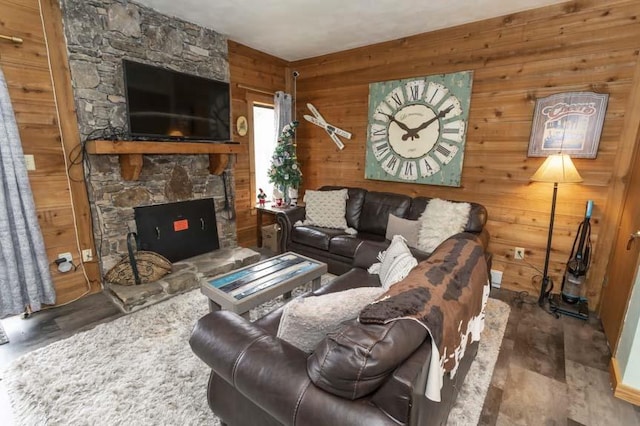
66;125;125;270
512;290;536;308
34;3;128;315
67;125;127;182
521;258;543;275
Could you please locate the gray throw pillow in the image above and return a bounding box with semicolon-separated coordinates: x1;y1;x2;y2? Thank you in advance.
385;214;420;248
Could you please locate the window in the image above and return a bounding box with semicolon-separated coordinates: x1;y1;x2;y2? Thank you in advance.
253;105;276;202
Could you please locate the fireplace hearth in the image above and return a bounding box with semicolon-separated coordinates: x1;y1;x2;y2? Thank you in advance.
107;247;260;313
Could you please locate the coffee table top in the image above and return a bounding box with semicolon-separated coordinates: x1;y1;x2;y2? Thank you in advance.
201;252;327;314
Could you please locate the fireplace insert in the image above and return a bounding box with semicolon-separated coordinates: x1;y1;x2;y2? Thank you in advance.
134;198;219;262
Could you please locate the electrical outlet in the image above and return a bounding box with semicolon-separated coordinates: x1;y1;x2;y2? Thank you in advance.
82;249;93;262
514;247;525;260
490;269;503;288
57;252;73;263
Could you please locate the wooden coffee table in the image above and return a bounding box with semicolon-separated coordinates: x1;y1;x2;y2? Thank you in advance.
201;252;327;319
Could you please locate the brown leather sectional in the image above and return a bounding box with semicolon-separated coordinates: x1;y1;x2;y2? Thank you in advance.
275;186;489;275
190;233;489;426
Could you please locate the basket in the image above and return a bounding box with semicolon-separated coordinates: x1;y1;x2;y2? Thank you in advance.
104;232;172;285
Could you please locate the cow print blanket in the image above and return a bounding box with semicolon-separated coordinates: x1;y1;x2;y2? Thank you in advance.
359;235;489;401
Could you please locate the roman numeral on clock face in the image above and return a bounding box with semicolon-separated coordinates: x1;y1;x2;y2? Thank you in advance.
425;82;449;106
370;123;387;141
434;142;459;164
373;141;391;161
405;80;425;102
439;96;462;118
385;87;405;109
373;102;393;123
441;119;465;143
382;154;400;175
419;155;441;177
399;160;418;181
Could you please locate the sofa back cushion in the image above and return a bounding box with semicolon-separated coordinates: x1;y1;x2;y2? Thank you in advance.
319;186;367;229
408;197;487;233
307;319;427;400
358;192;411;235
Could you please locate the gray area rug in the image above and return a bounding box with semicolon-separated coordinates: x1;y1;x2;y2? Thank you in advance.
2;279;509;426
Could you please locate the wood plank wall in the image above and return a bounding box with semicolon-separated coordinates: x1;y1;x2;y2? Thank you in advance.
4;0;638;310
288;0;640;308
229;41;288;247
0;0;99;307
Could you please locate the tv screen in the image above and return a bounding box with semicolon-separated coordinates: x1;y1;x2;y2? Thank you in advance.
123;60;230;141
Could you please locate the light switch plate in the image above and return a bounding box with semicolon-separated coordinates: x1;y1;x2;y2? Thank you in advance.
24;154;36;171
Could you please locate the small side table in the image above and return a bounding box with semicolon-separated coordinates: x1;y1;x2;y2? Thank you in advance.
256;204;299;249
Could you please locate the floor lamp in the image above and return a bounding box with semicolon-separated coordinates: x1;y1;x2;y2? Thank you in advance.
530;154;583;306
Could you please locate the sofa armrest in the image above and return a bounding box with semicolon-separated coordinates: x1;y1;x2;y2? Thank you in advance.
352;240;389;269
190;310;397;425
190;310;312;424
475;228;490;251
275;206;306;252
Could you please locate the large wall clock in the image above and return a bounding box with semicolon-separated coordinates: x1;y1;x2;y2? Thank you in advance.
365;71;473;187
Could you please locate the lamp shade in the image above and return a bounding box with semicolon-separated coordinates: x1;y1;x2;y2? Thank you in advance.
530;154;583;183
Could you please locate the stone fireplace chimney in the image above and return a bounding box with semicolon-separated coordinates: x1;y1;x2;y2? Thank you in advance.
59;0;235;276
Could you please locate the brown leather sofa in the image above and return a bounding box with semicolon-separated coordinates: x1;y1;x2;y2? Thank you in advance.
275;186;489;275
189;234;485;426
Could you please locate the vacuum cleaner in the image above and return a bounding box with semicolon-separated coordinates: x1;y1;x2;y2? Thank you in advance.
549;200;592;320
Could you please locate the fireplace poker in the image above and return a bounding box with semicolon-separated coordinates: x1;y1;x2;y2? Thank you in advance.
221;171;235;221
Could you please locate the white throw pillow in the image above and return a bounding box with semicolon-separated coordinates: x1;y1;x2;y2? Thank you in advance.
368;235;418;290
385;214;420;248
301;189;349;229
276;287;385;353
417;198;471;253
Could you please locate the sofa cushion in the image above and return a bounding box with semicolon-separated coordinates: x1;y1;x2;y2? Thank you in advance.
301;189;349;229
385;214;420;248
320;186;367;229
307;319;428;400
276;287;384;353
417;199;471;253
358;192;412;236
329;232;385;258
291;226;347;251
329;235;361;258
408;197;487;233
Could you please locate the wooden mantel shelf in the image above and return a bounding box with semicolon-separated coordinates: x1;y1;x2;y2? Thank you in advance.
85;140;247;180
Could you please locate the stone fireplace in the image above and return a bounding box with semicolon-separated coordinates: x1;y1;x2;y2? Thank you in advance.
59;0;237;280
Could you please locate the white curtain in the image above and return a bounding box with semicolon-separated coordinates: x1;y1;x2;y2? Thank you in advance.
273;91;293;200
0;68;56;318
274;91;292;139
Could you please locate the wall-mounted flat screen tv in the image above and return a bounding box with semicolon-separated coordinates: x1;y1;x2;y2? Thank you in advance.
123;60;230;141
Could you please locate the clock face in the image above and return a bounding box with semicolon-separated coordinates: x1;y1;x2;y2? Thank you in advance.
365;72;473;186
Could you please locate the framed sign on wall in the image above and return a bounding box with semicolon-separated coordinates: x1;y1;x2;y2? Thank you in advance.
365;71;473;187
528;92;609;159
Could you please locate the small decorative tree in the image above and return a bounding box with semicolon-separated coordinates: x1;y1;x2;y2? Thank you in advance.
267;121;302;202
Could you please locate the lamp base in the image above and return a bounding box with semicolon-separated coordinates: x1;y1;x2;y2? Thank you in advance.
538;276;553;307
549;293;589;320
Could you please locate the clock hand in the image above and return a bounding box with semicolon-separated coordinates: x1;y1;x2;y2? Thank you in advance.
401;105;455;141
381;112;411;132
